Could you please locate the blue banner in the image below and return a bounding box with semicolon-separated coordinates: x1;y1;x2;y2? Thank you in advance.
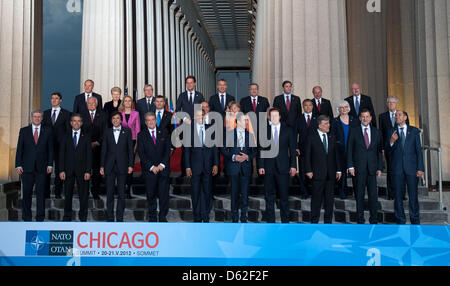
0;223;449;266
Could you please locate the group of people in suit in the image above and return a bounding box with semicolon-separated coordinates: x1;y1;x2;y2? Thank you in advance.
15;77;424;225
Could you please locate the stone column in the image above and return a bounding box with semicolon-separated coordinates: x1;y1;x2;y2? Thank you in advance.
175;12;183;96
81;0;124;102
155;0;164;95
0;0;43;181
163;0;171;98
169;4;177;104
135;0;146;97
180;16;187;93
253;0;349;106
415;0;450;181
146;0;156;87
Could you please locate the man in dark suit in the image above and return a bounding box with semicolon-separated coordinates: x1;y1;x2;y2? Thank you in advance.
379;95;410;200
43;92;71;199
73;79;103;114
15;110;53;222
82;97;108;199
136;84;156;130
176;76;205;176
59;114;92;222
154;95;174;136
312;86;334;119
209;79;235;119
222;114;257;223
273;81;302;128
295;99;318;199
240;83;270;118
185;109;219;223
386;110;424;225
305;115;342;224
138;112;171;222
345;83;377;127
258;108;297;223
100;112;134;222
347;108;383;224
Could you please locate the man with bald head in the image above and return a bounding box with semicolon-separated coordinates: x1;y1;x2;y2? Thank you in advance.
73;79;103;114
311;86;334;119
82;96;108;200
345;83;377;127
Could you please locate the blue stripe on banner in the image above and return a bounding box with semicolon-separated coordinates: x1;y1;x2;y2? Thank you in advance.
0;223;449;266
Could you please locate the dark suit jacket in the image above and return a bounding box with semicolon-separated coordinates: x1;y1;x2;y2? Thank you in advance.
385;126;424;176
101;127;134;175
379;111;410;151
138;128;171;177
330;116;358;154
43;108;71;144
59;130;92;177
221;129;257;176
240;96;270;115
312;98;334;119
103;100;121;127
209;93;235;118
258;123;297;174
15;125;54;173
273;94;302;128
345;94;377;127
73;93;103;114
81;110;108;144
136;97;156;129
296;114;318;154
176;91;205;120
347;125;383;175
304;131;341;180
185;124;219;176
156;110;174;139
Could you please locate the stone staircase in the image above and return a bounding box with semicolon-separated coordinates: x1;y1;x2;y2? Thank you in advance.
5;174;448;224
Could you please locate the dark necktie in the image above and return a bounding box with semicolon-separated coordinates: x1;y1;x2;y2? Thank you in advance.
286;96;290;111
355;97;360;115
391;113;395;127
364;128;370;149
322;133;328;153
51;110;57;125
400;127;406;147
34;128;39;145
189;93;193;105
307;115;311;127
317;99;321;113
73;132;78;148
157;111;162;127
147;99;152;112
274;127;279;146
252;98;257;113
151;131;156;145
220;94;225;111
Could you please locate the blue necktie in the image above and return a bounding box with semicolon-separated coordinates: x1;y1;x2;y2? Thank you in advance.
73;132;78;148
157;111;162;127
274;127;279;146
220;94;225;111
200;126;204;147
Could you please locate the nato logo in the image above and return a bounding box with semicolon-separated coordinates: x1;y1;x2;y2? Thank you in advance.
25;230;74;256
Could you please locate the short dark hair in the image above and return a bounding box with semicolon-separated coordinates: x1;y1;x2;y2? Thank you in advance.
110;111;122;121
186;76;196;83
70;113;83;122
317;115;330;126
155;95;165;100
218;79;227;84
51;92;62;100
282;80;292;87
303;99;314;105
249;83;259;89
359;108;371;116
269;107;281;118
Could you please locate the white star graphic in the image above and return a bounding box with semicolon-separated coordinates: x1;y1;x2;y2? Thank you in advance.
217;226;261;258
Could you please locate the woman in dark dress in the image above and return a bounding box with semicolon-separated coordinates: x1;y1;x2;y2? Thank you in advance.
103;87;122;128
330;100;358;199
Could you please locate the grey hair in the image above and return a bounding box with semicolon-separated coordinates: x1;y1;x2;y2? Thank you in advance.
386;95;399;103
337;100;350;113
317;115;330;126
87;96;98;105
144;84;153;90
144;112;156;121
30;110;43;117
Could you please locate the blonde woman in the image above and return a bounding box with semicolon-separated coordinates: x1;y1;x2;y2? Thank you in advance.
119;95;140;198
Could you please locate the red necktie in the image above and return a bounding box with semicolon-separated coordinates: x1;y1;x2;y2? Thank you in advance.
286;96;290;111
307;115;311;127
252;98;257;113
364;128;370;149
317;100;321;113
34;128;39;145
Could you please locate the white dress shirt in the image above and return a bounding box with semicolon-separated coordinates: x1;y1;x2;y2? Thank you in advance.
148;127;165;172
51;107;61;122
72;129;81;146
85;93;93;102
113;126;121;144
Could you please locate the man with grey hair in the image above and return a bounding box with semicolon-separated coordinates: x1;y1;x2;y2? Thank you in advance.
82;96;108;200
15;110;54;221
379;95;409;200
73;79;103;114
345;83;377;127
136;84;156;130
